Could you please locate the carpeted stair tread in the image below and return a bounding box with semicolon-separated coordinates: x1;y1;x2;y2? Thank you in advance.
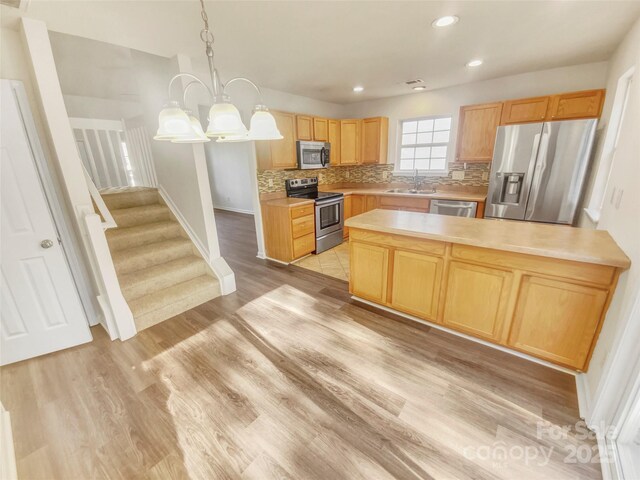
111;238;193;275
102;189;159;210
119;255;209;300
110;204;171;228
128;275;220;324
106;220;182;251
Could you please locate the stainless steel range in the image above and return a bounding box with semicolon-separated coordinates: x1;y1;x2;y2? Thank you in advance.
285;177;344;254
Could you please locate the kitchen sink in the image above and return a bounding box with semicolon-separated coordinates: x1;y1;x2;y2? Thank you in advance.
386;188;437;195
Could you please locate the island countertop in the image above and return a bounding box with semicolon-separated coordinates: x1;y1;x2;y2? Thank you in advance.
345;209;630;269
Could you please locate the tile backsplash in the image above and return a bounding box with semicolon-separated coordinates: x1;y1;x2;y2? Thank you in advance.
257;163;490;193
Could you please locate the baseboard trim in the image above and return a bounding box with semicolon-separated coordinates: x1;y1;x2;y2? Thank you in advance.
352;296;577;375
214;206;254;215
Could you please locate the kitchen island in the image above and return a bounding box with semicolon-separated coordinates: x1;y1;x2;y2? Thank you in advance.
345;209;630;371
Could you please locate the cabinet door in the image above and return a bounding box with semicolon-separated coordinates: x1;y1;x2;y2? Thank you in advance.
456;103;503;162
443;261;512;341
547;90;605;121
328;119;341;165
501;96;549;125
361;117;389;164
365;195;378;212
391;250;443;320
351;194;365;216
313;117;329;141
343;195;352;238
256;111;297;170
296;115;313;140
350;241;389;303
271;112;298;169
340;120;361;165
508;276;607;369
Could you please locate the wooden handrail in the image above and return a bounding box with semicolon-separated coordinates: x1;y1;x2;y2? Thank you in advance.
82;165;117;229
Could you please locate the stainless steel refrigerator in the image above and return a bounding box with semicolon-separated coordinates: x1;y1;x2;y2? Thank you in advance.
485;119;597;225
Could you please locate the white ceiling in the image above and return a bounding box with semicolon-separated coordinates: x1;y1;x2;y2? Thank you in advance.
3;1;640;104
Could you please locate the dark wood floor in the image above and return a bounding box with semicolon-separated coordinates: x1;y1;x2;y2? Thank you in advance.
1;209;601;479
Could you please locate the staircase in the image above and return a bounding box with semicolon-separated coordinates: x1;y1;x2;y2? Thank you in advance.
102;188;221;331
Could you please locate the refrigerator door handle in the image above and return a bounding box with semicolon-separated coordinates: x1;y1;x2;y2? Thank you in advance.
525;131;550;220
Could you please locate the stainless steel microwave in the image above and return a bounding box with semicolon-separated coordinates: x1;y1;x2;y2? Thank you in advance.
296;141;330;169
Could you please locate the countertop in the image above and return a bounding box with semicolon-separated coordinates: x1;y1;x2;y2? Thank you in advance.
261;197;314;208
345;209;631;268
320;186;487;202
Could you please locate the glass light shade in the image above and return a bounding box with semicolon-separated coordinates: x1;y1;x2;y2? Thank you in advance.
154;102;193;140
171;114;210;143
206;102;248;137
216;134;250;143
248;108;283;140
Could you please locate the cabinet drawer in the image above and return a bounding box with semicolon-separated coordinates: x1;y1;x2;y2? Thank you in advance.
378;196;430;211
350;229;445;256
451;244;615;286
293;233;315;258
290;204;314;219
292;214;315;239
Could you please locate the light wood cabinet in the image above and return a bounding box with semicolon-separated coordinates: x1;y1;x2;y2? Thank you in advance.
340;120;361;165
547;89;605;121
296;115;313;140
351;194;378;216
443;261;513;341
508;276;607;369
343;195;352;239
328;119;341;165
350;242;389;303
313;117;329;141
261;202;315;262
456;102;503;162
378;196;430;212
501;96;549;125
361;117;389;164
256;111;297;170
391;250;443;320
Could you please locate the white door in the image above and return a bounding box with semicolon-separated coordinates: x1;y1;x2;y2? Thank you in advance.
1;81;92;365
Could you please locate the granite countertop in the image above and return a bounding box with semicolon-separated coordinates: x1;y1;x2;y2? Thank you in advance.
261;197;314;208
320;186;487;202
345;209;631;268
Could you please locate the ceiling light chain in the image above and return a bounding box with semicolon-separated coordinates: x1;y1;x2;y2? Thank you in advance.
154;0;282;143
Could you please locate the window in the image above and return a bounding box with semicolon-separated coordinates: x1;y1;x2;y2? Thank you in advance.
397;116;452;173
584;66;634;223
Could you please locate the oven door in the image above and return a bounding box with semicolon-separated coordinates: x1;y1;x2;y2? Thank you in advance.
315;198;344;237
297;141;330;169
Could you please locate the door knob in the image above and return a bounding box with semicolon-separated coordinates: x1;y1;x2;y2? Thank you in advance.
40;239;54;249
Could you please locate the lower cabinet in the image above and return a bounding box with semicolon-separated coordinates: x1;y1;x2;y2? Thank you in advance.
507;275;608;369
391;250;442;320
350;242;389;303
442;261;513;341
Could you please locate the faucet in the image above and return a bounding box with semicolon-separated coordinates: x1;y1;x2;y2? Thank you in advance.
413;169;422;191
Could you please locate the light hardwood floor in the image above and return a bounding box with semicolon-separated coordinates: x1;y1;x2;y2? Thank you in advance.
0;210;602;479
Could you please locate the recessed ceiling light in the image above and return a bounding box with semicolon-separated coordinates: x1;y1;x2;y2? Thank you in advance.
466;59;483;67
412;86;427;91
432;15;459;28
353;86;364;93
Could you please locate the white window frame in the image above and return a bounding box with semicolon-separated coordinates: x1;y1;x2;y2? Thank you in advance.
584;66;634;224
394;115;453;176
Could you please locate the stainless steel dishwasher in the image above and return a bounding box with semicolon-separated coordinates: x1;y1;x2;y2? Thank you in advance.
429;199;478;217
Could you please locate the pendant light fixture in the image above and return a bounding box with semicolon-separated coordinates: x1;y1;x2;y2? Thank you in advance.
155;0;281;143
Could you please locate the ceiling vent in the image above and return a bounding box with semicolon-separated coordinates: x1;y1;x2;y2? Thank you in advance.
405;79;424;85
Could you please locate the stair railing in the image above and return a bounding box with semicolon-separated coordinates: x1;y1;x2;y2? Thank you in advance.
82;165;117;229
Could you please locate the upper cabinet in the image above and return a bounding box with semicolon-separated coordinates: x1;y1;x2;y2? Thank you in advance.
456;102;503;162
501;96;550;125
361;117;389;164
256;111;297;170
547;89;605;121
328;119;341;165
313;117;329;141
340;119;361;165
296;115;313;141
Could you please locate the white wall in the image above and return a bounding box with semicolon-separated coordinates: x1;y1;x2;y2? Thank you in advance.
578;17;640;427
344;62;609;168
